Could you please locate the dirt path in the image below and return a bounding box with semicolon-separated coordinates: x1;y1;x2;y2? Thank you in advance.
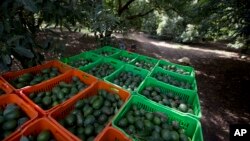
39;31;250;141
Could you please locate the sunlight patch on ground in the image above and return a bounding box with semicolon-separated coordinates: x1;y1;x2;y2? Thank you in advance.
115;33;241;59
196;70;216;79
149;41;239;58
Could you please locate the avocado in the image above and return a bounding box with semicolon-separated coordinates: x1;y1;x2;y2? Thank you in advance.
2;119;17;130
92;97;104;109
20;135;29;141
84;125;94;136
18;117;29;127
61;87;70;94
18;73;33;82
95;125;104;134
4;109;20;119
76;112;84;125
16;83;27;88
75;100;85;109
180;133;189;141
37;130;51;141
84;106;93;117
170;131;180;141
84;115;95;126
42;96;52;106
127;125;136;134
172;121;180;130
178;103;188;112
161;129;171;141
98;114;108;124
118;118;128;128
126;116;135;124
65;114;76;126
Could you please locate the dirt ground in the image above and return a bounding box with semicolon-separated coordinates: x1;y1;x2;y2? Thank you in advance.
15;31;250;140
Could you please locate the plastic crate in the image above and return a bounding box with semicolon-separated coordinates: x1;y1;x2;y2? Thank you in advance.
90;46;121;57
111;50;139;63
137;77;201;119
96;127;131;141
0;77;13;95
105;64;150;92
61;52;102;70
1;60;72;90
112;95;203;141
48;80;131;141
19;70;98;116
81;57;125;79
9;118;74;141
157;60;195;77
130;55;159;71
150;67;197;92
0;94;38;141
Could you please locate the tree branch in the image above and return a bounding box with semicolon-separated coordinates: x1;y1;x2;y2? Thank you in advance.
118;0;122;10
126;9;154;20
118;0;135;16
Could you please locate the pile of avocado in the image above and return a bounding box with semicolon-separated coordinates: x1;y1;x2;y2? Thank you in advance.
10;67;61;89
29;76;88;110
117;105;191;141
87;63;115;79
159;64;190;75
68;58;93;68
112;71;144;91
0;88;5;95
97;50;114;56
117;56;133;63
0;104;29;140
20;130;55;141
134;60;155;70
141;86;194;114
58;89;124;141
152;72;192;90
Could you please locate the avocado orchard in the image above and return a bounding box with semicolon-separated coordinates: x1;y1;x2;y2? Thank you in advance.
1;0;249;71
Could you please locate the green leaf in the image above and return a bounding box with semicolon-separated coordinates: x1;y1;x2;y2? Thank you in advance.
2;54;11;65
7;35;24;45
20;0;38;12
14;47;34;58
0;60;9;71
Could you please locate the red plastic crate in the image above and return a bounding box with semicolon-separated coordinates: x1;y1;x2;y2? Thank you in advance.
48;80;131;141
0;94;38;141
1;60;72;90
0;77;13;95
19;70;98;116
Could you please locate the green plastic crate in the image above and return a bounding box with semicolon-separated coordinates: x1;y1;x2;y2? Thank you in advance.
90;46;121;57
110;50;139;63
112;95;203;141
157;60;195;77
60;52;102;70
137;77;201;120
81;57;125;79
105;64;150;92
130;55;159;71
150;67;197;92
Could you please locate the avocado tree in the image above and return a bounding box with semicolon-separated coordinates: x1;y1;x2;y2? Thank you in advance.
0;0;86;71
